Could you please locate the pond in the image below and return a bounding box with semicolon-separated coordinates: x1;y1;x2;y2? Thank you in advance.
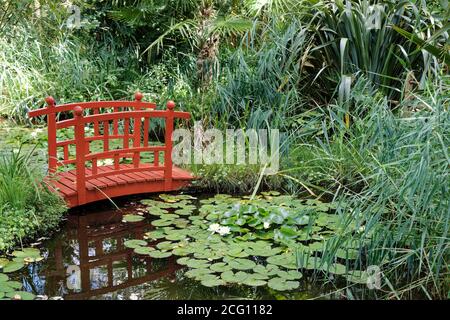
3;193;368;300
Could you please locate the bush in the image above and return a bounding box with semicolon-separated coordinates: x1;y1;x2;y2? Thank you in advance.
0;147;66;251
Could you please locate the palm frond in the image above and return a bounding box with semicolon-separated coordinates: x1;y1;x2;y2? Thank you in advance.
143;19;198;55
210;16;253;38
245;0;303;16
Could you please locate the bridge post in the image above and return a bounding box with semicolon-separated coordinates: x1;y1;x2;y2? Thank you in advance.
164;101;175;190
45;96;58;174
74;106;87;205
133;92;143;168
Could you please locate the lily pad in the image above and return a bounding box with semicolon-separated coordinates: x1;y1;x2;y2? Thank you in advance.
156;241;177;251
170;246;189;256
144;230;167;240
148;250;172;259
277;270;303;280
210;262;230;273
151;219;174;227
201;278;226;287
228;258;256;271
176;257;191;265
122;214;145;223
124;239;148;249
242;278;267;286
133;246;155;255
266;254;297;269
6;291;35;300
2;261;24;273
12;248;40;258
268;278;299;291
186;259;210;269
185;268;214;279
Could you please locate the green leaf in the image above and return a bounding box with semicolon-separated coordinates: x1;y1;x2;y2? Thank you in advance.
277;270;303;280
148;250;172;259
2;261;24;273
393;24;450;65
201;278;226;287
210;262;230;273
133;246;155;255
268;278;299;291
151;219;173;227
6;291;35;300
124;239;148;249
228;258;256;270
122;214;145;223
242;278;267;286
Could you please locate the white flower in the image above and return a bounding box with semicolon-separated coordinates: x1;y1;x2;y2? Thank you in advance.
208;223;221;233
217;226;231;236
129;293;139;300
263;222;271;229
358;225;366;233
30;130;39;139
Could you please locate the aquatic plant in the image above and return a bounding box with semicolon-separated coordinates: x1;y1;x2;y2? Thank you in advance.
0;247;43;300
124;193;369;292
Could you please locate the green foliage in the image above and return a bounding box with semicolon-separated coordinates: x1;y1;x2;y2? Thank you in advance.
285;76;450;298
0;147;66;251
309;0;445;99
0;248;44;300
124;193;369;291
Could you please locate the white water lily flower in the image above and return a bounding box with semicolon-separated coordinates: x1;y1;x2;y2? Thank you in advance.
217;226;231;236
208;223;221;233
129;293;139;300
263;222;271;229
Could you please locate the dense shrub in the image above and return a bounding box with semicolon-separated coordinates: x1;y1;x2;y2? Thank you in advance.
0;147;66;251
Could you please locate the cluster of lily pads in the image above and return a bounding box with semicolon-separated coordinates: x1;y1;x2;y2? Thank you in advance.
0;248;42;300
123;192;368;291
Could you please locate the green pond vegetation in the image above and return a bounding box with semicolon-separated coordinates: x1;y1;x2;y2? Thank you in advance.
0;247;43;300
0;0;449;300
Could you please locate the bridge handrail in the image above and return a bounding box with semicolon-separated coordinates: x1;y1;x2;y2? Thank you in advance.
28;92;154;118
55;109;190;130
28;93;190;205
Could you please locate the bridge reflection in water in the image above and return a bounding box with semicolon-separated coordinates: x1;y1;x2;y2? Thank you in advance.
43;208;180;300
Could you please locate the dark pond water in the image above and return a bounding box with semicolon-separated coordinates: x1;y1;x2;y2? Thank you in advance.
10;196;343;300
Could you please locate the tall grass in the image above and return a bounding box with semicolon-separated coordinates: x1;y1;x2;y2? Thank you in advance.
209;20;310;130
0;146;67;251
286;76;449;298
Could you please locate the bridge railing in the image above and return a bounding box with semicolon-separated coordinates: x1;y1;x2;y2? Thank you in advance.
28;92;159;174
28;93;190;204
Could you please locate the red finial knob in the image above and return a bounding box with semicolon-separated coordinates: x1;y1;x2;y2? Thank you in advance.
135;92;143;101
45;96;55;106
167;100;176;110
73;106;83;117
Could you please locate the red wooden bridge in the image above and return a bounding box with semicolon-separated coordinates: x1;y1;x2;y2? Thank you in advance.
28;93;194;208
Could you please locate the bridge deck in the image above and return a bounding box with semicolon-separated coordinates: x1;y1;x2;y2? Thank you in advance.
29;93;195;208
49;164;194;208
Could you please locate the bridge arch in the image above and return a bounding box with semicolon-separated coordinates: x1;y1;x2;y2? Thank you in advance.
28;93;194;207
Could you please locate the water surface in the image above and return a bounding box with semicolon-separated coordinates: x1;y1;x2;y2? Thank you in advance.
12;197;338;300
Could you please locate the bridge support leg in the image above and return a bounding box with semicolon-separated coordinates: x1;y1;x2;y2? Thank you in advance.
74;106;87;205
164;101;175;191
